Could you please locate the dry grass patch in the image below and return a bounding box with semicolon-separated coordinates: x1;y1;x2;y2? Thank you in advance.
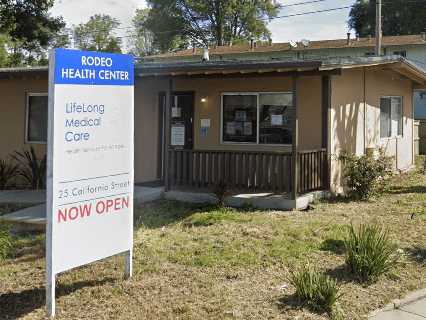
0;157;425;319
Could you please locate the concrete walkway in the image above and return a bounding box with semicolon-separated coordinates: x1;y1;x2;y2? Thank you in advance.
0;186;164;226
370;290;426;320
0;190;45;204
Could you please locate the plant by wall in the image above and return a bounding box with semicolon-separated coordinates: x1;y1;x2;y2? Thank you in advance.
290;266;342;318
213;181;229;207
339;150;393;200
0;224;13;260
12;147;46;190
0;159;18;190
344;224;396;283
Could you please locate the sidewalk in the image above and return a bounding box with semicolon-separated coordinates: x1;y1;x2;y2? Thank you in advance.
370;291;426;320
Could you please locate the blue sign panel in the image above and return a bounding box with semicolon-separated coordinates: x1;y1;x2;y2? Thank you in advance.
54;48;134;86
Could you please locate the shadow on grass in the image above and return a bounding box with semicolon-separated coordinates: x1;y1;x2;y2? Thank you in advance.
325;264;358;284
319;239;346;255
406;246;426;264
134;200;221;229
0;278;114;319
386;185;426;195
277;294;329;318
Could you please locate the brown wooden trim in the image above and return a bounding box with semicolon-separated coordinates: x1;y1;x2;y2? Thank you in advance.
157;92;166;180
164;79;173;191
291;76;299;200
139;69;342;80
321;75;331;190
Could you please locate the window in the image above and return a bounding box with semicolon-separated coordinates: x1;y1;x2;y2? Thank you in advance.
380;96;403;138
259;93;294;144
221;92;294;144
26;93;48;143
365;51;375;57
393;50;406;57
222;94;257;143
414;90;426;119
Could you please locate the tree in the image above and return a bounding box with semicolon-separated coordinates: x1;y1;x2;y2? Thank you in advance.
128;8;155;57
0;0;66;66
349;0;426;37
143;0;279;52
0;0;65;49
74;14;122;53
0;34;9;67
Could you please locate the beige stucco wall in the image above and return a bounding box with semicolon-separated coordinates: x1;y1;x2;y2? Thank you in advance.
330;68;414;193
0;76;48;160
134;78;168;183
0;70;415;188
172;75;323;152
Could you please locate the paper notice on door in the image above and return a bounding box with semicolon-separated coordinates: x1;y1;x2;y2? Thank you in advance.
172;107;181;118
271;114;283;126
171;125;185;146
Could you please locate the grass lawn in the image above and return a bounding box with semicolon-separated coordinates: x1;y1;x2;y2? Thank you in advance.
0;157;425;319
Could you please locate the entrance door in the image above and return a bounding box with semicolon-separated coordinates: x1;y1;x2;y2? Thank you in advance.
171;92;194;150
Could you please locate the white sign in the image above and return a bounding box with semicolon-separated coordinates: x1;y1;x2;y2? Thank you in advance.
171;125;185;146
46;49;134;317
200;118;211;128
271;114;283;126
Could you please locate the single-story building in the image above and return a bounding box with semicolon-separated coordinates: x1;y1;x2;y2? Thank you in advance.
0;55;425;208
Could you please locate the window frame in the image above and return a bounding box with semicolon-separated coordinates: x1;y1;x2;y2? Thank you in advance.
380;95;404;140
25;92;48;144
220;92;293;146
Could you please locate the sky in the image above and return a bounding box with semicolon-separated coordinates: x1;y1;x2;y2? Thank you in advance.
50;0;356;48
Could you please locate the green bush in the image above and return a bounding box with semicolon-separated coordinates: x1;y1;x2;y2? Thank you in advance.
0;225;13;260
0;159;18;190
290;266;341;316
344;224;396;283
339;150;393;200
12;147;46;190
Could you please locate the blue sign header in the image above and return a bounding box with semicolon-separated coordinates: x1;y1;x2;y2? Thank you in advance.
54;49;134;86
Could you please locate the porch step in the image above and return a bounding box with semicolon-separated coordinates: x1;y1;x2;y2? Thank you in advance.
164;190;330;210
134;186;164;204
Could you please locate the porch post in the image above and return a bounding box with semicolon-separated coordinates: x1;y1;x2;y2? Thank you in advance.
321;75;331;190
291;76;299;200
164;78;173;191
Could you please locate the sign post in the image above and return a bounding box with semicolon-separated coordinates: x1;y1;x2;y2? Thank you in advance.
46;49;134;317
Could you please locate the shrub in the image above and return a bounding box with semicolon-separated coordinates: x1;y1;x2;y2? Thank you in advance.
0;159;18;190
290;266;341;316
213;181;229;207
344;224;396;283
0;224;13;260
12;147;46;190
339;149;393;200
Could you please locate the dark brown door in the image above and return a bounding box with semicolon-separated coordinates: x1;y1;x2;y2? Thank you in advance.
171;92;194;150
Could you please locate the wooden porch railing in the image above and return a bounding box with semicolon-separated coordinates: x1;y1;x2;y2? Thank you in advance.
298;149;328;194
167;148;327;195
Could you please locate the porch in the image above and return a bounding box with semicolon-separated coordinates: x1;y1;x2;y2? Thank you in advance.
166;148;328;197
141;61;335;205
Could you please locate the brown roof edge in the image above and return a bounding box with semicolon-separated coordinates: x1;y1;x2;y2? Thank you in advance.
137;60;322;75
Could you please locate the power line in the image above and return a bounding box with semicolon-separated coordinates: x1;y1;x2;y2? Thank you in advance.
280;0;329;8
